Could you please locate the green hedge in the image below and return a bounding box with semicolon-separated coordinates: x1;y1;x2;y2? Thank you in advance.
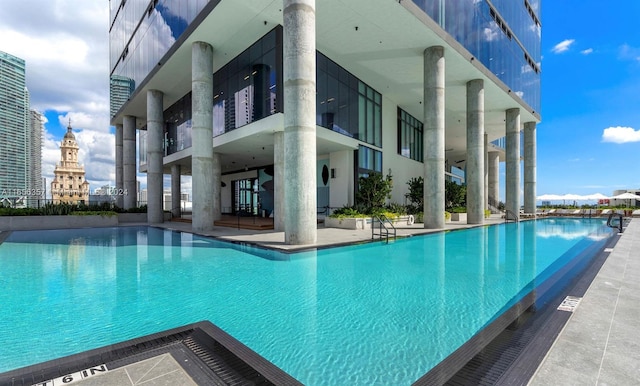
0;203;147;216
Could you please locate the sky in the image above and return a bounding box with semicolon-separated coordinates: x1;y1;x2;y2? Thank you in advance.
0;0;639;200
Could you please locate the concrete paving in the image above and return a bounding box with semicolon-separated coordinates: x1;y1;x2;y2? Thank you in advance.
529;218;640;385
71;353;197;386
156;214;508;251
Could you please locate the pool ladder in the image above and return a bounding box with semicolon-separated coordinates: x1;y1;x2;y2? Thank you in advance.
606;212;624;233
372;214;397;243
504;209;519;223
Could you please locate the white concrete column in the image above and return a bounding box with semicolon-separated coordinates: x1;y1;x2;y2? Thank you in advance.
115;123;124;208
212;152;221;221
506;108;521;218
171;164;181;218
122;115;137;209
191;41;215;232
423;46;445;229
283;0;317;244
484;133;488;211
147;89;164;224
466;79;485;224
274;131;285;232
524;121;537;215
488;151;500;209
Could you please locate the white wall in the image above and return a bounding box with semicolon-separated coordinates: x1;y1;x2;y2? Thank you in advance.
380;95;424;205
323;95;425;208
329;150;354;209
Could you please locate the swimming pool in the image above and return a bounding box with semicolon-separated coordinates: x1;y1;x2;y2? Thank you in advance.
0;218;613;384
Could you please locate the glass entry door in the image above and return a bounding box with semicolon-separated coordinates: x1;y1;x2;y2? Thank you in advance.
233;178;259;215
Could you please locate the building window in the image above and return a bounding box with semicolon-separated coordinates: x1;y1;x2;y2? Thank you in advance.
358;82;382;147
357;145;382;178
212;27;282;136
316;52;382;148
164;92;192;156
397;108;423;162
139;130;147;165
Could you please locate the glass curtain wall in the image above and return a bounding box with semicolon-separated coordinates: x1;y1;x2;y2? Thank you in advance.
411;0;541;112
139;130;147;166
316;52;382;148
357;145;383;178
164;93;192;156
212;28;283;136
397;108;424;162
110;0;210;95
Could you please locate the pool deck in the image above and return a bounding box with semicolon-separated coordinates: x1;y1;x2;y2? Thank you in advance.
528;218;640;385
159;214;510;251
2;215;639;385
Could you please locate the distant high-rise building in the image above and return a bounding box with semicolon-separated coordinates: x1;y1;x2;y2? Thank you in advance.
0;51;29;206
27;109;44;206
109;74;135;118
51;122;90;204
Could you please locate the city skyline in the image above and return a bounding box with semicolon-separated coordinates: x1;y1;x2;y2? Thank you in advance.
0;0;638;201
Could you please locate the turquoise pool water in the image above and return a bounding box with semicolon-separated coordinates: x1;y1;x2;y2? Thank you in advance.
0;218;612;384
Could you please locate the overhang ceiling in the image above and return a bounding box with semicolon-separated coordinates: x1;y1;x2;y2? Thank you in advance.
118;0;539;172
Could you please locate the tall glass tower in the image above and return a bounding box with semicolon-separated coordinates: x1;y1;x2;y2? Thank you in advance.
0;51;29;206
28;109;44;206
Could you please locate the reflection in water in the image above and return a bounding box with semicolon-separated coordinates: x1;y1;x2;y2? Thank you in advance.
62;239;85;283
0;221;613;384
536;218;607;240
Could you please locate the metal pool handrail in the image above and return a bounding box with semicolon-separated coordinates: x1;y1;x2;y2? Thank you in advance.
606;211;623;233
505;209;519;223
372;214;396;243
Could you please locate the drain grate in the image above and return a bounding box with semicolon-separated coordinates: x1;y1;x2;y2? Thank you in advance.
557;296;582;312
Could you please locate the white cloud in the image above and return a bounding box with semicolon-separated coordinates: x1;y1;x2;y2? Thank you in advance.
619;44;640;62
483;24;500;42
42;130;63;186
521;64;533;74
602;126;640;143
0;1;109;113
552;39;575;54
0;0;113;191
581;48;594;55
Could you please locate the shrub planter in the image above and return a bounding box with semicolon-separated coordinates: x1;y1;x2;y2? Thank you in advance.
0;212;160;231
450;213;467;222
391;215;414;226
0;215;118;231
117;213;148;223
325;217;371;230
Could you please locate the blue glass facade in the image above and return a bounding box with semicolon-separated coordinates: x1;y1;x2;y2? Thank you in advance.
411;0;541;112
0;52;29;199
109;0;208;89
